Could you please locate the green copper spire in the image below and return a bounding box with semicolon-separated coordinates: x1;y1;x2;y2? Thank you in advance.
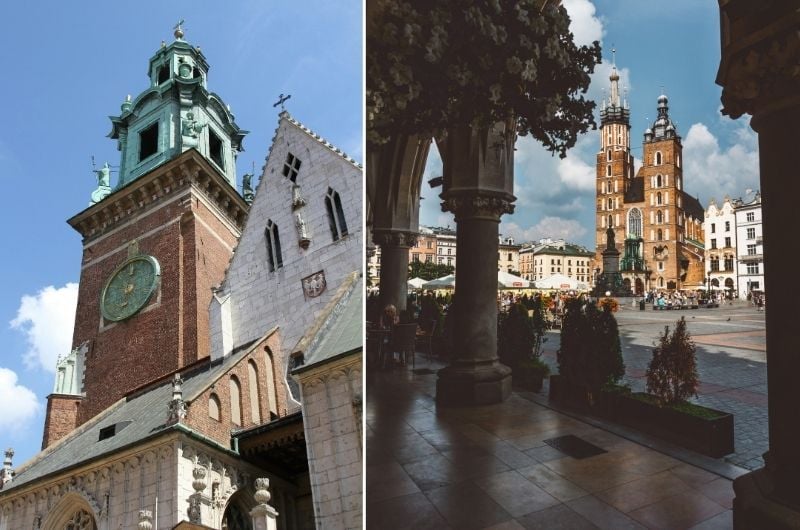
106;22;247;191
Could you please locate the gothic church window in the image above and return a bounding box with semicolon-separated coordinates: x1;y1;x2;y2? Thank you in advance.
657;229;663;241
607;149;612;161
209;393;221;421
656;210;663;224
265;220;283;271
230;376;242;426
282;152;302;182
325;188;349;241
248;360;261;424
606;165;611;177
655;152;662;165
656;174;662;187
628;208;642;238
139;121;159;162
608;215;613;228
657;192;662;205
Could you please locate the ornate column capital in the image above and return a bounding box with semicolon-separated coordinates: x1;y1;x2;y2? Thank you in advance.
372;229;418;248
716;2;800;120
441;192;515;222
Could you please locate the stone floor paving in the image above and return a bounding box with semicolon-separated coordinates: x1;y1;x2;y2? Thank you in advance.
366;362;735;529
539;301;768;470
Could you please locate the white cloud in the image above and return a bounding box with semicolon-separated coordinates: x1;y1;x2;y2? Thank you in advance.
563;0;604;47
10;283;78;373
502;217;588;243
683;119;759;203
0;368;39;428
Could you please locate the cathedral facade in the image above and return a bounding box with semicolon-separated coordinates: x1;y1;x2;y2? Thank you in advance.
595;60;705;294
0;25;361;530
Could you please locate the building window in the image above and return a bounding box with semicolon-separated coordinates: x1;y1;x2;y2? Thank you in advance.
447;257;453;266
208;129;224;169
747;228;756;239
747;212;755;222
747;244;756;255
425;255;432;263
208;393;221;421
711;223;716;233
725;221;730;231
438;248;442;255
157;64;170;85
608;215;613;228
657;192;662;205
656;174;662;187
265;220;283;271
607;149;611;161
427;241;433;249
627;208;642;238
656;210;663;224
412;253;420;262
282;152;302;182
229;376;242;426
711;239;717;249
139;121;159;161
710;258;719;272
724;256;734;271
447;248;452;256
655;152;662;165
248;360;261;424
607;165;611;177
657;229;663;241
724;237;731;248
747;262;759;275
325;188;348;241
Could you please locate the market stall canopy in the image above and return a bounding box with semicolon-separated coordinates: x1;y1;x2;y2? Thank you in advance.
497;270;531;289
533;273;578;290
408;277;426;289
421;274;456;290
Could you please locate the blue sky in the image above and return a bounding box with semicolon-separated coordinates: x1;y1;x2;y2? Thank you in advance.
419;0;760;248
0;1;361;466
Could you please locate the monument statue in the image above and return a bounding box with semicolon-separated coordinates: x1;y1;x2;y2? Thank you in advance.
606;227;616;250
90;162;113;205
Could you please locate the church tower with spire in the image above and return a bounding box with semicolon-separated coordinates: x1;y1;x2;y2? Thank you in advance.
595;51;634;264
42;24;250;447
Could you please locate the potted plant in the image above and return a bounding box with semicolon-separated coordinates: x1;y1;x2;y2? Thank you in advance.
499;300;550;391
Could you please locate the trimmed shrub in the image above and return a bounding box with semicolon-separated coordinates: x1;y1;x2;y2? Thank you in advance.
646;317;699;405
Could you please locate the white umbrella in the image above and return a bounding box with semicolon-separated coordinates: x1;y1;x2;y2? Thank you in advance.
421;274;456;290
532;273;578;290
497;270;530;289
407;277;426;289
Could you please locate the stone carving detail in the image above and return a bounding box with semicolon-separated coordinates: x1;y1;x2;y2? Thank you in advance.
302;270;327;299
138;510;153;530
371;230;419;248
719;26;800;118
64;509;93;530
192;466;207;494
295;212;311;249
254;478;271;505
242;173;254;205
441;195;514;220
291;184;306;210
167;373;187;425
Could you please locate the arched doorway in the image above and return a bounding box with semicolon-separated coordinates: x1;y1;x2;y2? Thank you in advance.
222;490;255;530
42;495;98;530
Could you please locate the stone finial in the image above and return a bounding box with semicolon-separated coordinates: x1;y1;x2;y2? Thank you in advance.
167;373;187;425
1;449;14;488
192;466;207;493
251;478;279;530
254;478;271;504
138;510;153;530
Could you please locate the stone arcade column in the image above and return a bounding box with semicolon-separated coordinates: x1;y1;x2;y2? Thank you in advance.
436;121;515;405
717;2;800;527
367;134;431;313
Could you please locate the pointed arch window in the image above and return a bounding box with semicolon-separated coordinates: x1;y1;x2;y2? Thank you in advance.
265;220;283;271
264;347;278;418
325;188;349;241
248;360;261;424
606;165;611;177
657;192;662;205
607;149;612;162
655;152;662;165
229;376;242;426
656;174;662;187
656;210;663;224
657;229;663;241
208;393;221;421
608;215;613;228
628;208;642;238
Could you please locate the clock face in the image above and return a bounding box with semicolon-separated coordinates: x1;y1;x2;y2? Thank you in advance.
100;255;161;322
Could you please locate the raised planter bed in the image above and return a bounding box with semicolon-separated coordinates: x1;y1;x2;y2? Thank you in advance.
549;380;734;458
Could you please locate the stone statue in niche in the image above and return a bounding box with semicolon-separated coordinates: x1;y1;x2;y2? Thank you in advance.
182;111;205;139
295;212;311;249
302;271;326;299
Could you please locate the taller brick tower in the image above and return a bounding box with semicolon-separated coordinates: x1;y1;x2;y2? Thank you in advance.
595;54;634;261
42;25;249;448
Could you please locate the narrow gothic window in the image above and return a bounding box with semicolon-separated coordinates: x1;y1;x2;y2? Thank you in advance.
139;121;159;161
606;165;611;177
657;229;663;241
282;152;302;182
657;192;662;205
248;360;261;424
229;376;242;426
607;149;611;161
608;215;613;228
656;174;662;187
657;210;663;224
325;188;348;241
265;220;283;271
209;393;221;421
656;152;662;165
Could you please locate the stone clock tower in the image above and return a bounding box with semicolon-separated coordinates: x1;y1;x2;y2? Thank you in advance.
42;25;250;448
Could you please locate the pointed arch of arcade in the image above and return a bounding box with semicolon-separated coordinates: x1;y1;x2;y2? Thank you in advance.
41;493;98;530
222;487;258;530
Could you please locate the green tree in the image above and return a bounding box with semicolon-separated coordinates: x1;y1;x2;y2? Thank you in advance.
367;0;601;154
646;317;699;405
409;261;455;281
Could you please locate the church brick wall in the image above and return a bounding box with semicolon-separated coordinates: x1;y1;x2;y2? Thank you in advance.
41;395;82;450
